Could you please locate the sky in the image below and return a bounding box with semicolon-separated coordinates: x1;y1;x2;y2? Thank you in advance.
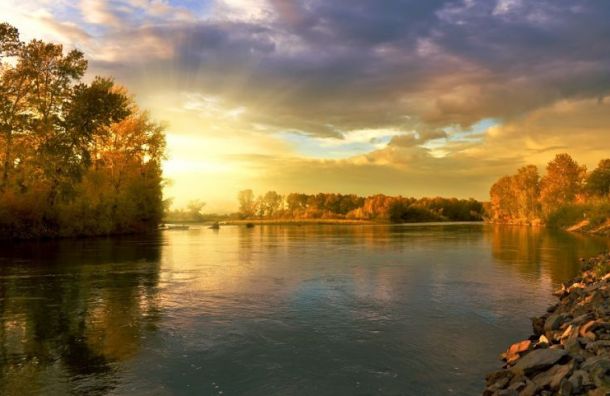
3;0;610;212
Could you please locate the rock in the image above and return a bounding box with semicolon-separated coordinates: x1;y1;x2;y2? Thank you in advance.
532;316;546;336
486;369;514;386
584;356;610;388
579;320;601;341
519;379;538;396
568;369;588;392
558;378;573;395
507;379;526;392
585;340;610;354
538;335;550;347
511;348;569;375
484;254;610;396
561;325;577;341
505;340;532;364
563;335;583;355
572;313;593;326
545;313;569;333
531;362;574;390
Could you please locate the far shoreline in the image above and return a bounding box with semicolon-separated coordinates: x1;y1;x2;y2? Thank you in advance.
166;219;487;226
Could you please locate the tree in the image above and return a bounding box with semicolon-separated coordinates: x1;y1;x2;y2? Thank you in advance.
489;176;517;222
540;153;586;214
586;159;610;198
186;200;206;221
237;189;256;218
262;191;283;217
0;22;20;58
0;23;165;238
513;165;540;221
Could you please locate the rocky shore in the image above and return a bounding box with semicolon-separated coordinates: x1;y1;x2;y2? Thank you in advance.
484;253;610;396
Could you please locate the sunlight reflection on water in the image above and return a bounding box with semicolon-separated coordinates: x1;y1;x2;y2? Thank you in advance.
0;224;608;395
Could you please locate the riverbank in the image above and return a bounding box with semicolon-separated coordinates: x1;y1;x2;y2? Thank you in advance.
225;219;375;225
484;252;610;395
566;220;610;237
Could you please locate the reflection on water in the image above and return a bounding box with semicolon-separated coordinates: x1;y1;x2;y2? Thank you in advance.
0;225;608;395
488;225;608;284
0;237;162;395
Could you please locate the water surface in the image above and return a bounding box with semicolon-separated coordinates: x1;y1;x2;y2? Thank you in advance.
0;224;608;395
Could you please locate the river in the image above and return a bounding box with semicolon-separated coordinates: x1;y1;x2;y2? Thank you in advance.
0;223;608;395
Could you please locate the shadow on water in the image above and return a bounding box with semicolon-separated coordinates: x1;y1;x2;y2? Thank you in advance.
0;234;163;395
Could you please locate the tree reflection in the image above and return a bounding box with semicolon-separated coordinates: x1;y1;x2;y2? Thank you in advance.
0;235;162;395
488;225;610;284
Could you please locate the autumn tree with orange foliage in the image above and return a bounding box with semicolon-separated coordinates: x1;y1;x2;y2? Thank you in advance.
488;153;610;227
0;23;165;238
237;190;483;222
540;153;586;215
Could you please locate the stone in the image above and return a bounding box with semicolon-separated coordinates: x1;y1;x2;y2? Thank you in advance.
507;380;526;392
538;335;550;347
561;325;577;340
568;370;586;391
519;379;538;396
531;362;574;390
532;316;546;336
585;340;610;354
572;313;593;325
511;348;569;375
580;320;602;339
505;340;532;363
546;313;569;333
486;369;514;386
581;356;610;371
558;378;573;395
563;336;583;355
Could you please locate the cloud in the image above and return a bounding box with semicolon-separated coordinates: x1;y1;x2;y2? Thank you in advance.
80;0;121;27
4;0;610;208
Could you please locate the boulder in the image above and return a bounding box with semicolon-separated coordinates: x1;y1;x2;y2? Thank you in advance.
531;362;573;390
505;340;532;364
511;348;569;375
545;313;568;333
486;369;514;386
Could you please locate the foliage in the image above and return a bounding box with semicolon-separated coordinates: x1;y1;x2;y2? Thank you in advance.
540;153;586;215
236;191;484;223
237;189;256;218
586;159;610;198
489;165;541;223
489;154;610;228
0;23;165;238
164;200;208;222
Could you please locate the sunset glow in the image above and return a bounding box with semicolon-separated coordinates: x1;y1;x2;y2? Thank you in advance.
5;0;610;211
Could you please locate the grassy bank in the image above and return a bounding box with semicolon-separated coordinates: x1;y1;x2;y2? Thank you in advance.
547;201;610;235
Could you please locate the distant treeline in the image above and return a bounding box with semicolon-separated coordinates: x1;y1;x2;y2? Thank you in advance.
489;153;610;228
237;190;484;222
0;23;165;238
